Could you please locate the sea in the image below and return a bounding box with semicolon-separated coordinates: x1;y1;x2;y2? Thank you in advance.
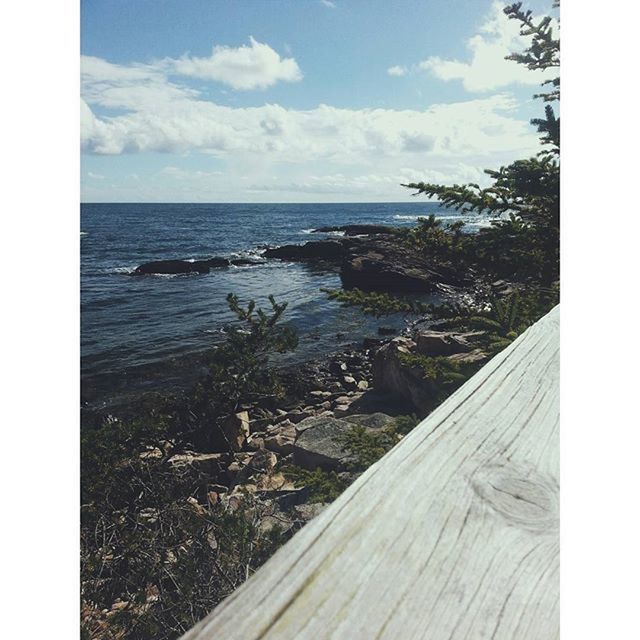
81;202;495;408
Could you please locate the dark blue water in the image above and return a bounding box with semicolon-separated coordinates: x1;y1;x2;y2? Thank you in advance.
81;202;492;404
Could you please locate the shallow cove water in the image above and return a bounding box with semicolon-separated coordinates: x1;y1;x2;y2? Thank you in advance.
81;202;494;407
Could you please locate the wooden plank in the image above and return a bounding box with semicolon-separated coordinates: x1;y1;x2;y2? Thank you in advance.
181;306;560;640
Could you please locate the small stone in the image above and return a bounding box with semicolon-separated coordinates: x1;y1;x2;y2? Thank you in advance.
186;496;206;515
343;375;357;389
246;435;265;451
357;380;369;391
447;349;489;365
286;410;313;424
168;452;229;476
249;449;279;473
137;508;159;524
306;390;331;403
333;404;352;418
221;411;250;452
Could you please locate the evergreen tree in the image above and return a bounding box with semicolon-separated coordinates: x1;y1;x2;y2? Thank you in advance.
402;1;560;284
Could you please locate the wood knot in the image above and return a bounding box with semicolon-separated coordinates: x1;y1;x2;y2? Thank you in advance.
471;464;558;533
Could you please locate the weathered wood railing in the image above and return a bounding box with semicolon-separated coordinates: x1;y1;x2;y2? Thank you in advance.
181;306;559;640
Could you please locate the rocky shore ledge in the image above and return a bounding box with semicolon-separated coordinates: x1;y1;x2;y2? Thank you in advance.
132;224;472;293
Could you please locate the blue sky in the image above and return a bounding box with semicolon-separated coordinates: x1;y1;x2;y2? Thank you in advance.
81;0;557;202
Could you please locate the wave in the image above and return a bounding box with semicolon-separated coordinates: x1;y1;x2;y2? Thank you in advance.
301;228;346;237
392;213;502;227
105;266;136;275
392;214;424;220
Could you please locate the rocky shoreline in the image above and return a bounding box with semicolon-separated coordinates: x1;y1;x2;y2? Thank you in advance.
88;225;497;514
131;223;473;294
82;219;540;636
86;223;480;421
113;317;492;537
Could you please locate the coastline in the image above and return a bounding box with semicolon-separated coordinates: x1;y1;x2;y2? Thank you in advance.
81;221;468;423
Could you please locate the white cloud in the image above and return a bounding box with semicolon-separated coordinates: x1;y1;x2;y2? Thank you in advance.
320;0;336;8
387;65;408;77
81;50;543;201
81;56;538;159
414;1;556;92
160;37;302;90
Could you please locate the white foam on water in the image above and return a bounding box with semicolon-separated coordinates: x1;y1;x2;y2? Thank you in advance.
108;266;136;275
392;213;502;228
392;214;424;220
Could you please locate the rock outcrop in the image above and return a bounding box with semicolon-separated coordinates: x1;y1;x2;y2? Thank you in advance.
372;337;437;414
132;256;263;275
414;330;480;356
133;259;218;275
372;331;489;413
263;240;344;261
312;224;396;236
292;415;353;470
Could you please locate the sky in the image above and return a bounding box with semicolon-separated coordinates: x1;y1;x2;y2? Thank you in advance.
80;0;557;203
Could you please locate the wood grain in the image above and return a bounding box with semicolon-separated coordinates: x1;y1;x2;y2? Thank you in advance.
181;305;560;640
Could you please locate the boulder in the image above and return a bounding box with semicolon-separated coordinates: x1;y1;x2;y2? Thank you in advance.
264;434;295;456
221;411;250;452
248;448;279;473
264;423;297;455
342;375;357;390
415;330;474;356
341;251;436;293
293;503;329;522
286;409;313;424
254;472;296;494
333;404;352;418
132;257;231;275
133;259;212;275
292;416;353;470
168;452;230;478
372;337;438;414
344;413;396;430
339;234;470;293
345;390;406;416
447;348;489;365
264;240;344;262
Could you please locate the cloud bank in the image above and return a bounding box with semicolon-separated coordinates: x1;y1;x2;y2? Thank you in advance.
81;24;545;201
160;37;303;90
81;55;537;159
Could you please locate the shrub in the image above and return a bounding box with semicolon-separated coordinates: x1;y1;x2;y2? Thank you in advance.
281;466;349;503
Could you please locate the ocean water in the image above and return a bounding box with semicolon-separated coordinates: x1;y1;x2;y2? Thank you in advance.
81;202;493;404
